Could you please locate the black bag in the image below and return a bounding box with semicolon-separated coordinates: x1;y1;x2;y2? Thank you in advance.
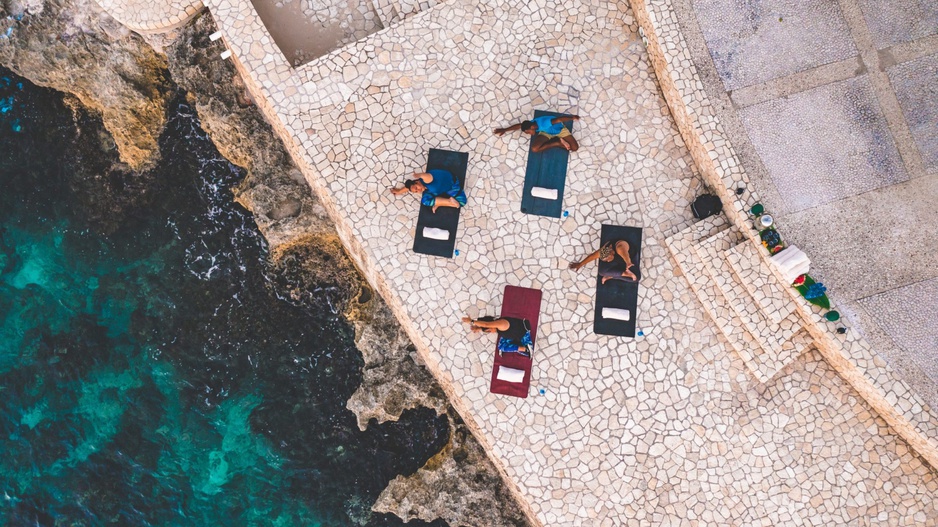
691;194;722;219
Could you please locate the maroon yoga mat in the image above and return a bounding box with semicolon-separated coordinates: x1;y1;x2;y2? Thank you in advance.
489;285;542;398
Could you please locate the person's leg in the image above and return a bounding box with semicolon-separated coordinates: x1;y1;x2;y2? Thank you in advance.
533;136;567;152
559;135;579;152
452;189;467;207
615;241;637;281
531;134;552;152
463;316;510;333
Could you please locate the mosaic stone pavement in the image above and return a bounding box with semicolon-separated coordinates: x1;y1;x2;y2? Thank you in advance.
101;0;938;523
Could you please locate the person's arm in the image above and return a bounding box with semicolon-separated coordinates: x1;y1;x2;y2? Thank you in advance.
420;192;436;208
469;318;506;330
569;249;601;271
494;123;523;136
552;115;580;124
390;172;432;196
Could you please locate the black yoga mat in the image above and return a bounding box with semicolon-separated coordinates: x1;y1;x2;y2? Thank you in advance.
412;148;469;258
520;110;574;218
593;225;643;337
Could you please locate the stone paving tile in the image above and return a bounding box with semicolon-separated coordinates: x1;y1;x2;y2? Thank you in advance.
860;277;938;381
692;0;856;90
887;53;938;175
856;0;938;49
193;0;938;523
738;75;909;214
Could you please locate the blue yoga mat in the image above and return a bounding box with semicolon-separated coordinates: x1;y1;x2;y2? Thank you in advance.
520;110;574;218
412;149;469;258
593;225;643;337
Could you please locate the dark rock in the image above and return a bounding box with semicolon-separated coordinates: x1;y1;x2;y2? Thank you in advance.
269;197;302;220
0;0;175;170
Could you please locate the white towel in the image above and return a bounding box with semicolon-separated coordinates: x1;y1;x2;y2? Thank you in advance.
770;245;810;283
602;307;631;321
531;186;558;200
422;227;450;241
496;366;526;383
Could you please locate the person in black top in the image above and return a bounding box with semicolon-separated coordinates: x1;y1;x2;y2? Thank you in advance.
462;316;533;356
569;240;637;284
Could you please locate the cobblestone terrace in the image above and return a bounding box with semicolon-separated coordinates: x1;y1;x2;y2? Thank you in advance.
198;0;938;524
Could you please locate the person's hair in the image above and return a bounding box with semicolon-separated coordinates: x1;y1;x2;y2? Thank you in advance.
403;179;421;190
599;243;615;260
520;120;535;132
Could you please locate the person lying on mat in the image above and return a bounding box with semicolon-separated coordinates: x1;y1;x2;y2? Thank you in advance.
389;169;467;213
462;316;533;357
569;240;638;284
493;115;580;153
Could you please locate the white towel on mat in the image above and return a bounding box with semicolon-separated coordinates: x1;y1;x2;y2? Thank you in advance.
531;187;558;200
496;366;525;383
422;227;450;240
602;307;631;321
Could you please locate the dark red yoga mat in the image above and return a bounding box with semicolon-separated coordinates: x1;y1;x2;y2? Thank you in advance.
489;285;542;398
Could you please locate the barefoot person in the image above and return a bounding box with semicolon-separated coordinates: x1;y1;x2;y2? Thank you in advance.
569;240;637;284
462;316;533;357
389;169;467;213
494;114;580;153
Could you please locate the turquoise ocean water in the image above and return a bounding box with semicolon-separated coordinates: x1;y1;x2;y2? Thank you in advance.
0;69;448;526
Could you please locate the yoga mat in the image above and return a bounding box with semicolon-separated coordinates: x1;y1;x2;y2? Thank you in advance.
594;225;643;337
412;149;469;257
520;110;574;218
490;285;542;398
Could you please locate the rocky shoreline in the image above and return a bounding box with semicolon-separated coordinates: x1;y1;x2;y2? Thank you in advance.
0;0;530;525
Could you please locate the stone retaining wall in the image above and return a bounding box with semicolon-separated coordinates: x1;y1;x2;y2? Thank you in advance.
628;0;938;469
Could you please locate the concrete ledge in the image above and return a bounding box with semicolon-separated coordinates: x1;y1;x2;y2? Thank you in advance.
94;0;205;34
628;0;938;469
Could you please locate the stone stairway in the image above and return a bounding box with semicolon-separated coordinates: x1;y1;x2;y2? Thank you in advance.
371;0;438;27
666;216;813;383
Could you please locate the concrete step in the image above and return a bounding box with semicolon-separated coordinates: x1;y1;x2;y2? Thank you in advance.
666;219;813;383
666;221;773;383
694;231;802;357
725;241;795;324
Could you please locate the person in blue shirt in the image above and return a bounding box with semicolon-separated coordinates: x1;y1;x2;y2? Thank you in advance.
494;114;580;153
389;169;467;212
